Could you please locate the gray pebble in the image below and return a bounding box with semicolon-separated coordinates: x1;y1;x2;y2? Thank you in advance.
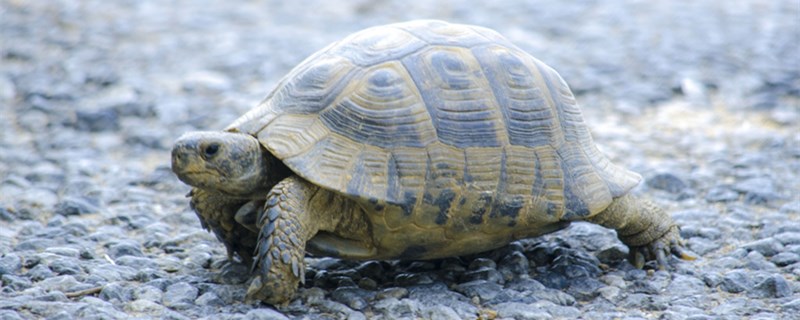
498;251;531;279
37;275;84;293
373;298;421;318
357;277;378;290
567;277;604;301
216;260;250;285
99;282;134;303
0;254;23;275
333;276;357;288
54;197;100;216
467;258;496;270
783;299;800;313
75;297;130;320
733;177;780;204
771;252;800;267
44;247;81;258
679;226;722;240
596;286;621;301
162;282;199;309
2;274;32;291
375;287;409;300
243;308;290;320
0;310;23;320
0;207;14;221
0;74;15;101
439;258;467;273
34;291;69;302
330;287;370;311
534;300;582;318
15;238;58;253
74;108;120;132
705;185;739;202
743;238;785;257
720;270;753;293
460;266;504;284
647;172;688;193
533;289;576;307
630;279;660;295
711;297;764;317
595;243;628;264
125;299;165;315
745;251;778;271
310;300;366;320
779;201;800;215
666;274;707;297
27;264;55;281
185;247;213;268
182;70;233;93
715;256;744;269
394;273;434;287
454;280;502;302
494;302;553;320
161;308;192;320
405;261;437;272
91;264;138;282
748;275;792;298
621;293;668;311
701;272;722;288
421;304;462;320
114;256;159;270
132;285;163;302
600;274;626;288
408;283;478;318
686;237;721;256
106;241;144;259
297;287;326;305
48;258;82;275
550;248;602;279
354;260;385;280
535;271;569;290
194;292;224;307
776;232;800;245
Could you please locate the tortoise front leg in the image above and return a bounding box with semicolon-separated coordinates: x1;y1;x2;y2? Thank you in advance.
587;194;696;269
246;176;335;306
189;188;258;265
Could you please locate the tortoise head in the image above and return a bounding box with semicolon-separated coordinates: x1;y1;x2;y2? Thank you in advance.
171;131;272;197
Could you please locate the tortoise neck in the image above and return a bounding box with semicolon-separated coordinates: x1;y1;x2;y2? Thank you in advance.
262;149;294;195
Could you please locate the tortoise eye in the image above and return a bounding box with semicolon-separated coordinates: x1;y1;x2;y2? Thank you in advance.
203;143;220;158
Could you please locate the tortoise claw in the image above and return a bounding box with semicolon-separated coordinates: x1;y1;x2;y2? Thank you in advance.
655;246;668;270
629;225;696;269
631;250;646;269
671;240;698;261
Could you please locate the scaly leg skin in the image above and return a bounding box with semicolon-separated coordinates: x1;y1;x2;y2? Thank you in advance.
588;194;697;269
246;176;334;306
189;188;259;265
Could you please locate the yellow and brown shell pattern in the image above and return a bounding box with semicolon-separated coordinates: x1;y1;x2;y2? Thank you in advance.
228;20;641;239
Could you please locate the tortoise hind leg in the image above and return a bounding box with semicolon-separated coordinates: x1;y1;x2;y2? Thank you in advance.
587;194;696;269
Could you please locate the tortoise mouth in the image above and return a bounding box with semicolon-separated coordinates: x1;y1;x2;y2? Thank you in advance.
175;169;226;187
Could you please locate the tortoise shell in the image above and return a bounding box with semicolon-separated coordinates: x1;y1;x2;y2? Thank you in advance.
228;20;641;245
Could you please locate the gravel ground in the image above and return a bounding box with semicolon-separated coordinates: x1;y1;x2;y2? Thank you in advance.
1;0;798;319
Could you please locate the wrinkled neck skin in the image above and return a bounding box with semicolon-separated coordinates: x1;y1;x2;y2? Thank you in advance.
171;131;290;200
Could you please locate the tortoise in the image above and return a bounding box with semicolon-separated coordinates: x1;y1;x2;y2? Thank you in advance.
171;20;694;305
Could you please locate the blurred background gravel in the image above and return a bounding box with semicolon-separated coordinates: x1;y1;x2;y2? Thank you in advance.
1;0;798;319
